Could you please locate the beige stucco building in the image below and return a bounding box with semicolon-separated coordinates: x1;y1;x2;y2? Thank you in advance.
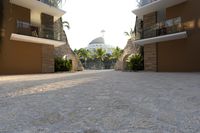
0;0;82;74
132;0;200;72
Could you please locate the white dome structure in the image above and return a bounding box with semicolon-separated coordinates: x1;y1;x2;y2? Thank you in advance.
86;37;113;54
89;37;105;44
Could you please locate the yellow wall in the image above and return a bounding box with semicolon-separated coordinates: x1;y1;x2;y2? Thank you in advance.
0;1;43;74
157;0;200;72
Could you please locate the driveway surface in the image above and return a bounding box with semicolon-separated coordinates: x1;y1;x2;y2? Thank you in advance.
0;70;200;133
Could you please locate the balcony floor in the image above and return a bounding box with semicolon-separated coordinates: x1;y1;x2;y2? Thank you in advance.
10;0;65;22
133;31;187;45
10;33;66;47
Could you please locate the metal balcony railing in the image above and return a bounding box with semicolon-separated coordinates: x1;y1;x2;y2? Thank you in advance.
38;0;63;8
136;17;185;40
136;0;158;7
16;20;63;41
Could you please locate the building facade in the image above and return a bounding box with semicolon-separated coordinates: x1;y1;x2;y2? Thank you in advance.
0;0;66;74
133;0;200;72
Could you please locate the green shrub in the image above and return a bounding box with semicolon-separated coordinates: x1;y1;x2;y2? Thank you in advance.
126;54;144;71
55;57;72;72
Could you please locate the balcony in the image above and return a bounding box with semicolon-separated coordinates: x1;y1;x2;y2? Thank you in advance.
9;0;66;22
136;0;158;7
133;17;187;45
10;20;65;47
132;0;187;16
39;0;63;8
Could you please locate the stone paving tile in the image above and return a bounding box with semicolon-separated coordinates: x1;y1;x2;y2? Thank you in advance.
0;70;200;133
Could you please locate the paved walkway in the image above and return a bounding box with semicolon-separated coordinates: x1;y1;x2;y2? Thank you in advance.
0;70;200;133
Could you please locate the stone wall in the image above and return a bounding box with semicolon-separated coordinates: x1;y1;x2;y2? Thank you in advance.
115;39;140;70
41;18;83;73
144;44;157;71
55;42;84;71
83;59;116;70
54;19;83;71
143;12;157;71
54;18;65;41
143;12;157;38
135;17;143;40
115;12;158;71
42;45;55;73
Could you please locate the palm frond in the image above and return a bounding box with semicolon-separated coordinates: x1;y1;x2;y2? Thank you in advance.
124;32;130;36
63;21;70;29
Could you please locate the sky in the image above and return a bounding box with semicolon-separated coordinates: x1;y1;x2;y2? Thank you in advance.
62;0;137;50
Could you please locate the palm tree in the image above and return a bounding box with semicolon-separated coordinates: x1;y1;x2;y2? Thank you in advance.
95;48;106;62
74;49;78;55
95;48;106;69
62;21;70;29
77;48;90;67
111;47;123;60
124;28;135;39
